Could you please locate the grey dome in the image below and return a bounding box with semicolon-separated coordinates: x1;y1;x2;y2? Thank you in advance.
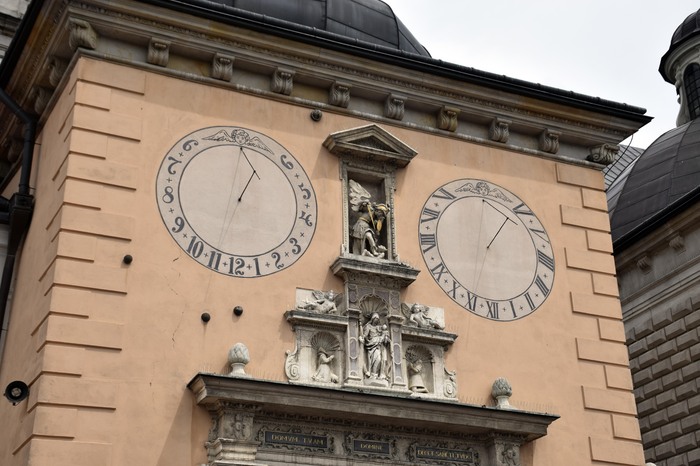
660;8;700;82
610;119;700;242
221;0;430;57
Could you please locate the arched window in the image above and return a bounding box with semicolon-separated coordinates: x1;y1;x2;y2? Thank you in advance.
684;64;700;120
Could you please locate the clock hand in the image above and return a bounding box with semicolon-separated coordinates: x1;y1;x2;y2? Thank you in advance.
237;148;260;202
473;199;516;294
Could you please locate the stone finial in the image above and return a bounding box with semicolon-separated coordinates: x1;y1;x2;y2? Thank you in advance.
147;38;170;67
228;343;251;377
272;67;294;95
538;129;560;154
211;53;235;81
67;18;98;51
437;106;460;132
587;143;619;165
489;117;511;143
492;377;515;410
330;81;351;108
384;93;406;120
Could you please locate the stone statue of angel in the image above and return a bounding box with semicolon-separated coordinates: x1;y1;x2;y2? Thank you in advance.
297;289;339;313
401;303;444;330
349;180;389;258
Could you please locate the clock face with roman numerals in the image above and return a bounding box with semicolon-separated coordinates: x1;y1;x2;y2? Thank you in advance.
418;179;554;321
156;126;317;277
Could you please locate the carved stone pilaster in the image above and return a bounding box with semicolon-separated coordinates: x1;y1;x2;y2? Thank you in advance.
48;58;68;87
587;143;619;165
437;106;459;132
32;87;51;114
211;53;235;81
329;81;351;108
388;315;406;389
538;129;560;154
67;18;98;51
489;117;511;143
345;308;363;385
384;93;406;120
488;435;522;466
206;402;264;466
147;38;170;67
271;68;294;95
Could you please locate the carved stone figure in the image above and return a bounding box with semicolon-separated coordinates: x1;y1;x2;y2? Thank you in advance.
402;303;444;330
312;347;338;383
349;180;389;258
360;313;390;380
407;359;428;393
297;289;338;313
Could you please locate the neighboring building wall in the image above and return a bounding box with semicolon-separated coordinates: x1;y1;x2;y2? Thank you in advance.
617;204;700;465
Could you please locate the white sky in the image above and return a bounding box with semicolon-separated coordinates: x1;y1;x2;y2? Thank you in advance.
383;0;698;149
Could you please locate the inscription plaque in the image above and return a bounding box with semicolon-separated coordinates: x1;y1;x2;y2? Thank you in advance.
352;439;390;455
414;446;477;464
264;431;328;449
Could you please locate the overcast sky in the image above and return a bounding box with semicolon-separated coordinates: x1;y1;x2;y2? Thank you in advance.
383;0;698;149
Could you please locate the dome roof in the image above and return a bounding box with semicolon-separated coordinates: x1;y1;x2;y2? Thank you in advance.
660;8;700;82
610;119;700;242
222;0;430;57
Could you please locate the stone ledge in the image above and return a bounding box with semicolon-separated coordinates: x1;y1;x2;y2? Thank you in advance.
188;373;558;442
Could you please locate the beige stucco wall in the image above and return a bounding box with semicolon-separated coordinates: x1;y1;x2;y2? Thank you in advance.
0;57;643;466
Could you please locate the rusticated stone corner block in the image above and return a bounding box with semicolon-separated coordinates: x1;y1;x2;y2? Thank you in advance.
669;234;685;253
147;38;170;67
587;143;619;165
32;87;52;114
271;67;294;95
330;81;351;108
384;93;406;120
539;129;560;154
67;18;98;51
489;117;511;143
47;57;68;88
437;106;460;132
211;53;235;81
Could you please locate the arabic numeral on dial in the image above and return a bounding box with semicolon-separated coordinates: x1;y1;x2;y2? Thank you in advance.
234;258;245;276
182;139;198;151
187;236;204;258
162;186;175;203
298;182;311;200
289;237;301;255
280;154;294;170
298;211;313;227
207;251;222;270
167;156;182;174
271;252;284;269
171;216;185;233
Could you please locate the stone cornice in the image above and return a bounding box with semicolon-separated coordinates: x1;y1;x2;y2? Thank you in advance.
0;0;649;175
188;373;558;442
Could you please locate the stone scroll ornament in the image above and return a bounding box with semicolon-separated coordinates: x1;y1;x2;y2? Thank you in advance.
348;180;390;259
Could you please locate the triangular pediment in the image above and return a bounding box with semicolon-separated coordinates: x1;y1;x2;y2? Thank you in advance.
323;124;417;167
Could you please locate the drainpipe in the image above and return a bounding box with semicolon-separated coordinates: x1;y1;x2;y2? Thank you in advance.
0;88;36;361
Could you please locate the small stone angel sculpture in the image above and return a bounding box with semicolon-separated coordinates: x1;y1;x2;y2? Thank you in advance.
401;303;444;330
297;289;339;314
349;180;389;258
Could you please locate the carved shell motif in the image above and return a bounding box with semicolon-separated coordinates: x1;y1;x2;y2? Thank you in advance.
359;295;388;320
